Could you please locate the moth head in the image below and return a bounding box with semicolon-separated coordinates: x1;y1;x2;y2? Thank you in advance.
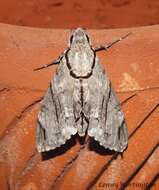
69;28;91;47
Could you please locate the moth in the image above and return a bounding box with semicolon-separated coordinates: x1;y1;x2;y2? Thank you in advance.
35;28;130;153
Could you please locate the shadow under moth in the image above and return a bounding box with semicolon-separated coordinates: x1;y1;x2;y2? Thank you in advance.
36;28;130;153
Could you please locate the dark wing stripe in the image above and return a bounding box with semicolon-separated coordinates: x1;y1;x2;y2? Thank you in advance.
38;119;46;140
104;82;112;126
118;119;125;141
49;83;59;124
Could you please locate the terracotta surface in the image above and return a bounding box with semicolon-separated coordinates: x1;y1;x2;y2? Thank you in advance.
0;0;159;29
0;23;159;190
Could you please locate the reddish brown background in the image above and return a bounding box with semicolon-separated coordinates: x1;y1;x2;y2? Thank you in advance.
0;1;159;190
0;0;159;29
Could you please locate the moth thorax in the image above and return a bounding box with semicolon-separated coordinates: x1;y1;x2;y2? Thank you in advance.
67;49;95;78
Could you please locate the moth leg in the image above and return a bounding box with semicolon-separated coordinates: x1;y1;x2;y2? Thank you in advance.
34;49;68;71
93;32;131;52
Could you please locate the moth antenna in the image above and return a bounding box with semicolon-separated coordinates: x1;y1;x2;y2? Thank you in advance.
94;32;132;52
33;60;60;71
34;49;69;71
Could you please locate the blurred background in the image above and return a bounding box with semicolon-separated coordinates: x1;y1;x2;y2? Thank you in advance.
0;0;159;28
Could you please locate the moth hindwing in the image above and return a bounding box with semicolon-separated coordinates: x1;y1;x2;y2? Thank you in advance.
36;28;128;153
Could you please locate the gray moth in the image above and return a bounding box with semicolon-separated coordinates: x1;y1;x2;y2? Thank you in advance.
36;28;130;153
